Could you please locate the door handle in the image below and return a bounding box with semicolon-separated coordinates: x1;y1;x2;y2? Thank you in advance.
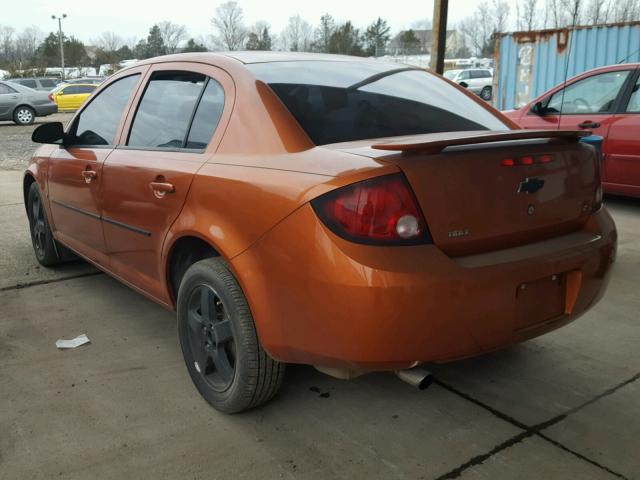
578;121;600;129
150;181;175;198
81;170;97;184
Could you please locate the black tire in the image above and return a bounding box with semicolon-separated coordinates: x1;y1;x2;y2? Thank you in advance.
27;182;61;267
177;258;285;413
13;106;35;125
480;86;492;101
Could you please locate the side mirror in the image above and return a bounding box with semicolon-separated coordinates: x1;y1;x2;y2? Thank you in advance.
32;122;64;145
532;101;546;115
459;81;469;88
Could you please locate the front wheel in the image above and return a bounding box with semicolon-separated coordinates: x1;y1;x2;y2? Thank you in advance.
480;86;492;101
27;182;61;266
14;106;35;125
177;258;285;413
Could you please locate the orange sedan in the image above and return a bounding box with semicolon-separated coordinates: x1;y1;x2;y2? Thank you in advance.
25;52;616;413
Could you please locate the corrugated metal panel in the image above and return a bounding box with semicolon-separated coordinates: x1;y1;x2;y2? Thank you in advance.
495;22;640;110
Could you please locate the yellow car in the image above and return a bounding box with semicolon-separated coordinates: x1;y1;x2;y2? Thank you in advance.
50;83;97;111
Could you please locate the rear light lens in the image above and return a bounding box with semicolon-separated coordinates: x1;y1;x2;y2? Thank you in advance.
311;174;432;245
520;156;534;165
501;154;555;166
48;93;54;102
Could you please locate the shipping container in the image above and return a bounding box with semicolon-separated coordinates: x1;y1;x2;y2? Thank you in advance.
494;22;640;110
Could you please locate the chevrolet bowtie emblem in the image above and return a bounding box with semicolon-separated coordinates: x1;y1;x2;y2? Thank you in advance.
518;177;545;194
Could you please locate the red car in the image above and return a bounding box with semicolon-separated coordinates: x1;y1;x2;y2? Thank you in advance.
503;63;640;198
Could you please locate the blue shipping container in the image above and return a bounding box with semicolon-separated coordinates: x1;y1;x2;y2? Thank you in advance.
495;22;640;110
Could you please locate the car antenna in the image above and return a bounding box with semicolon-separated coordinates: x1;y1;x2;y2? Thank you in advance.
617;47;640;64
557;19;578;130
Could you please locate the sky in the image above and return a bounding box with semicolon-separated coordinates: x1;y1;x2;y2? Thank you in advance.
1;0;521;44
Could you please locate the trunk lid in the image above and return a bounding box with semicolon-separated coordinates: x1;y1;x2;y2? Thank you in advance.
330;130;600;256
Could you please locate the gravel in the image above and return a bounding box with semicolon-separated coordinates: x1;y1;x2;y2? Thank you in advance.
0;113;74;170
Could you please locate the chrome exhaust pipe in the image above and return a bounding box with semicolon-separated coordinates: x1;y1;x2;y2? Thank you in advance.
395;367;433;390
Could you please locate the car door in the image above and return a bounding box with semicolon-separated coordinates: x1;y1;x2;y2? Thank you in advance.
604;69;640;191
0;82;19;118
47;70;146;264
515;69;633;141
101;62;233;301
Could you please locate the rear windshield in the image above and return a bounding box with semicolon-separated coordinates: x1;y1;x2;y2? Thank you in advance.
248;61;508;145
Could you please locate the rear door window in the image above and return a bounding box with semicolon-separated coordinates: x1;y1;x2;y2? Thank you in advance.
127;71;224;150
248;61;508;145
76;85;96;94
0;83;15;94
20;79;38;88
128;72;205;149
40;79;57;88
71;74;140;146
186;79;225;149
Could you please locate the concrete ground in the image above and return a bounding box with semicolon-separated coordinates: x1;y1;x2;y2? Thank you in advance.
0;168;639;480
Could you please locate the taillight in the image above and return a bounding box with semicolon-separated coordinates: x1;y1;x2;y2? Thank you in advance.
311;174;432;245
501;154;555;166
48;93;54;102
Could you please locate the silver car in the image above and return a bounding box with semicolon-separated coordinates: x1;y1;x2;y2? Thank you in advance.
443;68;493;101
0;81;58;125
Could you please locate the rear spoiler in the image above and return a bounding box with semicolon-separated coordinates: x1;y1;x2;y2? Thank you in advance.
371;130;590;154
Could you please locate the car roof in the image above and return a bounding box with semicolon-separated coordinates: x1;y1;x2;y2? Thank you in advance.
60;83;97;88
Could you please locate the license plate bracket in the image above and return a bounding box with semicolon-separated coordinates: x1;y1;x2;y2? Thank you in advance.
515;274;565;330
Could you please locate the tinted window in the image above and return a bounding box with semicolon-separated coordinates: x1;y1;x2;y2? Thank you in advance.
20;79;37;88
248;61;508;145
0;83;15;94
186;79;225;149
625;77;640;113
62;86;79;95
546;70;629;114
128;72;205;149
75;85;96;94
40;79;57;88
73;74;140;146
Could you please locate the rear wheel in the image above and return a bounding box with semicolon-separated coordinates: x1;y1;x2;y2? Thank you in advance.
480;86;492;101
14;106;35;125
177;258;285;413
27;182;61;266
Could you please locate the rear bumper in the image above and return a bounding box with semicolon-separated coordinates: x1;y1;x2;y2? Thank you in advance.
34;103;58;116
232;205;617;371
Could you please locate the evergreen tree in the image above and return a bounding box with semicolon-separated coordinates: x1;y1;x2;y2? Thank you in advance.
363;18;391;56
328;22;364;56
312;14;335;53
64;36;88;66
183;38;208;52
246;27;271;50
399;29;420;52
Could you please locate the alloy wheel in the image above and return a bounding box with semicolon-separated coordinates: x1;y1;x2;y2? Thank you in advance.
31;193;46;258
186;284;236;392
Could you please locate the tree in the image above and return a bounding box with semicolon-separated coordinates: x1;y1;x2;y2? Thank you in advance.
281;15;312;52
115;45;133;60
0;26;15;64
38;32;64;67
312;14;335;53
183;38;208;52
64;36;88;66
245;23;272;50
158;21;187;54
328;22;364;56
211;1;247;51
560;0;583;26
15;27;43;68
459;0;509;56
363;17;391;56
145;25;167;58
95;32;123;52
398;29;421;52
610;0;640;21
585;0;609;24
518;0;538;30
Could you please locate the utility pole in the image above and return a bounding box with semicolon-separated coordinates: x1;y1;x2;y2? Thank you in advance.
430;0;448;74
51;14;67;80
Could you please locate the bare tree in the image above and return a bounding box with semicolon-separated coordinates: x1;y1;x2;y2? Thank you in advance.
546;0;568;27
561;0;583;26
493;0;511;33
6;26;42;68
585;0;610;24
211;1;247;51
458;17;484;56
0;26;15;62
158;21;187;54
610;0;640;21
95;32;124;52
281;15;312;52
518;0;539;30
